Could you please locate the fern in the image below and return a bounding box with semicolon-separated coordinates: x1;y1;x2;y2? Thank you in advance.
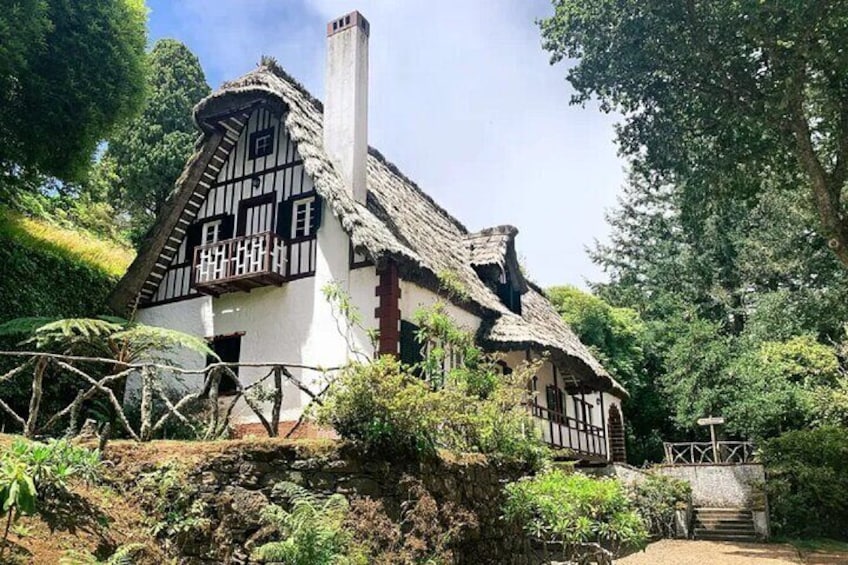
59;543;147;564
254;482;352;565
0;316;216;362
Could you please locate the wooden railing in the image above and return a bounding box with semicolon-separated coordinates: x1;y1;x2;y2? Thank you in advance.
0;351;337;442
193;231;286;287
529;403;607;459
663;441;756;465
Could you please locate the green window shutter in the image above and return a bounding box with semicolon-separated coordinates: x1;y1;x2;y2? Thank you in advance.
400;320;423;367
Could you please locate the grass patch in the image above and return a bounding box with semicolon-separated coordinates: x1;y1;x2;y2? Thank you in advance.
0;208;134;277
779;538;848;554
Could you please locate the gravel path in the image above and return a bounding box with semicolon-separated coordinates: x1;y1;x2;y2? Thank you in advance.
617;539;848;565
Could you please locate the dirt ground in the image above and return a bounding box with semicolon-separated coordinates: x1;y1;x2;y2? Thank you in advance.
617;539;848;565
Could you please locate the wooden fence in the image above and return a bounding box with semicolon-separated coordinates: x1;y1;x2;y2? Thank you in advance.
663;441;756;465
0;351;337;442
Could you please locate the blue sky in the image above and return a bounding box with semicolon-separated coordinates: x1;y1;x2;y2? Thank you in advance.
146;0;625;289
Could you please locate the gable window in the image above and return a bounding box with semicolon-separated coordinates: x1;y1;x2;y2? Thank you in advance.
276;195;323;241
292;196;317;239
202;219;222;245
249;127;275;160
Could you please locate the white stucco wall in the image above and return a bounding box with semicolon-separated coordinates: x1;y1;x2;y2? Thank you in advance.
398;281;481;333
136;204;378;424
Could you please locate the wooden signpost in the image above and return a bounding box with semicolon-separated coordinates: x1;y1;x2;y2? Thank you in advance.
697;416;725;462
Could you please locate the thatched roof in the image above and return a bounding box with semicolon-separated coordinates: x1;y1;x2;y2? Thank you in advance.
109;63;626;397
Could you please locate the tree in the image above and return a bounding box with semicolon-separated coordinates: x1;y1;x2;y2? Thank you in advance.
106;39;210;241
540;1;848;268
0;0;148;182
547;285;673;464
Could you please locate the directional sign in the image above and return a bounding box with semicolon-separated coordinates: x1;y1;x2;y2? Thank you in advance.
697;417;725;426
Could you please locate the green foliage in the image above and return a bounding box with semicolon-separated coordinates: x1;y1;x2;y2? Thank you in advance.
724;336;842;439
253;482;355;565
0;210;125;322
0;0;148;181
759;426;848;540
134;461;210;548
547;285;672;463
317;305;549;468
503;469;648;560
60;543;148;565
539;0;848;268
317;356;440;456
0;316;215;363
436;269;470;302
105;39;210;241
0;438;101;554
629;473;691;538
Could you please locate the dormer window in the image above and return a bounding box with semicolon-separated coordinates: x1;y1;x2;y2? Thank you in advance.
249;127;275;159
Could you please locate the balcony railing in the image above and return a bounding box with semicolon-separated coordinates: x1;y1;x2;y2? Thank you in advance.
193;231;286;295
663;441;756;465
529;403;608;460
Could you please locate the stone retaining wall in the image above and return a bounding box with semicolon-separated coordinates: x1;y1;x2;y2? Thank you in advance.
106;440;528;564
656;464;766;509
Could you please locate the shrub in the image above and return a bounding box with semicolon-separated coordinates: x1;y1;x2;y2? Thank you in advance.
316;304;550;469
759;426;848;539
503;469;648;561
629;473;691;538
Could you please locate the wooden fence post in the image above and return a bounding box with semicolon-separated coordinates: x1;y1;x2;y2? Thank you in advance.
139;366;154;441
24;357;48;438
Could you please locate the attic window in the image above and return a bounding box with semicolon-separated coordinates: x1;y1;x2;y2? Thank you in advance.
498;280;522;315
249;127;275;159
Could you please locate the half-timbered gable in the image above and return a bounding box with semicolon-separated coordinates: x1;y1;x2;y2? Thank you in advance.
145;104;325;305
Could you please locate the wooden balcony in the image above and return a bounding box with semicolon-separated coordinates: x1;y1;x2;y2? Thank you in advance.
193;231;286;296
529;403;608;461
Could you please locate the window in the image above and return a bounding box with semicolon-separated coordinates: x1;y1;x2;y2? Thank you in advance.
573;397;594;428
292;196;317;238
400;320;424;367
546;385;566;424
249;127;275;159
497;281;522;315
202;220;222;245
207;334;242;396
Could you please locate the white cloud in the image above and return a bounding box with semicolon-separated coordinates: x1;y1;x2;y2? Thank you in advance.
151;0;625;288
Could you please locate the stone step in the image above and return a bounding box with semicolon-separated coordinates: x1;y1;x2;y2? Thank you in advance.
695;531;758;542
693;506;758;542
695;521;756;531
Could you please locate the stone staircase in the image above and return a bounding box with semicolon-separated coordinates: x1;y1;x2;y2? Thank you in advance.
693;507;758;542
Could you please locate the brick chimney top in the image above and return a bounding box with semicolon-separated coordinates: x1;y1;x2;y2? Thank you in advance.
327;11;370;38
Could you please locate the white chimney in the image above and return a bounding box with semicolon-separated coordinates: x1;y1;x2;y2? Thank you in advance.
324;10;370;205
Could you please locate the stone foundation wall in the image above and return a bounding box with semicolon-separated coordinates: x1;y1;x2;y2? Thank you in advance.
107;440;527;564
656;464;766;509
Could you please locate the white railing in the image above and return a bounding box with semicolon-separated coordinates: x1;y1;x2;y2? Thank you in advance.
663;441;755;465
194;231;286;285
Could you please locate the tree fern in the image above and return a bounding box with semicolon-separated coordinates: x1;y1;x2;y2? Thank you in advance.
0;316;215;363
